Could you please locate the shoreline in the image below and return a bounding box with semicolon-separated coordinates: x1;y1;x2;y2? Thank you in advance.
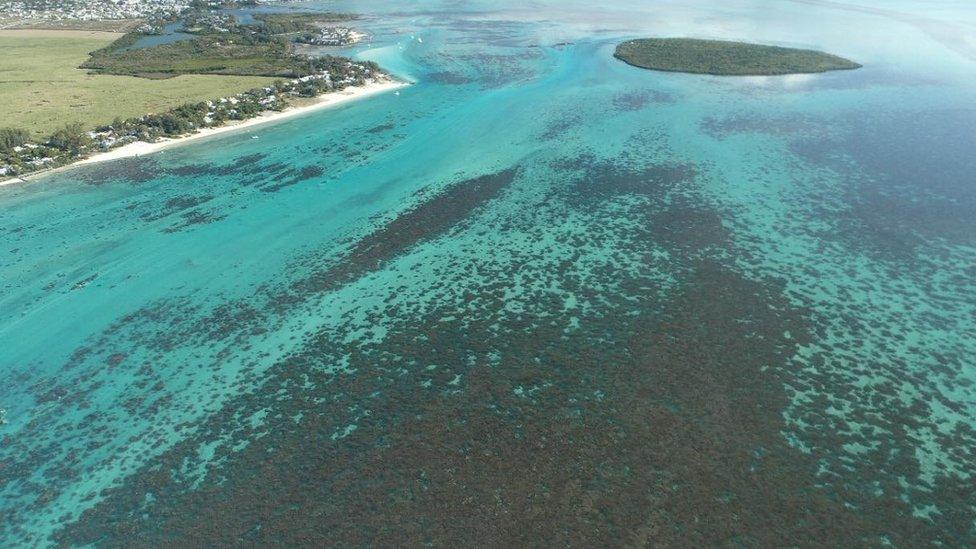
1;79;407;187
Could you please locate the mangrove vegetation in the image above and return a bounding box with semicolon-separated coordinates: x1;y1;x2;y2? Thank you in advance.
614;38;861;76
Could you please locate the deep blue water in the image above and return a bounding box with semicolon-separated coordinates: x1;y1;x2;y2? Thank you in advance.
1;0;974;544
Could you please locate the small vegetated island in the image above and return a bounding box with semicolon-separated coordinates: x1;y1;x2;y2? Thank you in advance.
614;38;861;76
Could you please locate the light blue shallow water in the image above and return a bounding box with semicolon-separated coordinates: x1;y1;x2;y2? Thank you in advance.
1;0;975;544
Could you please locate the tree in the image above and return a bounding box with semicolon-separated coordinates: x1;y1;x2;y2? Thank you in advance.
47;122;90;153
0;128;30;152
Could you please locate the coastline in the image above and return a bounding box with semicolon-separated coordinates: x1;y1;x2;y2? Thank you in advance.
1;78;406;187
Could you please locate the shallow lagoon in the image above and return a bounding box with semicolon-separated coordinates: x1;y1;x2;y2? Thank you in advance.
123;20;193;50
1;0;974;544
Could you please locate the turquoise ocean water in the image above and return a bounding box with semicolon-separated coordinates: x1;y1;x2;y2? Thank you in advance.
1;0;975;544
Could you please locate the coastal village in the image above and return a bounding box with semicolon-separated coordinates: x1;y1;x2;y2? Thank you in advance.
297;26;361;47
0;61;384;179
2;0;200;23
0;0;311;24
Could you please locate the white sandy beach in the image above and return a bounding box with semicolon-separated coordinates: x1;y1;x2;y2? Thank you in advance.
1;79;406;187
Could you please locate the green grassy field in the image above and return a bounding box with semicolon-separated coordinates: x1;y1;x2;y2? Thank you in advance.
614;38;861;76
0;30;276;137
